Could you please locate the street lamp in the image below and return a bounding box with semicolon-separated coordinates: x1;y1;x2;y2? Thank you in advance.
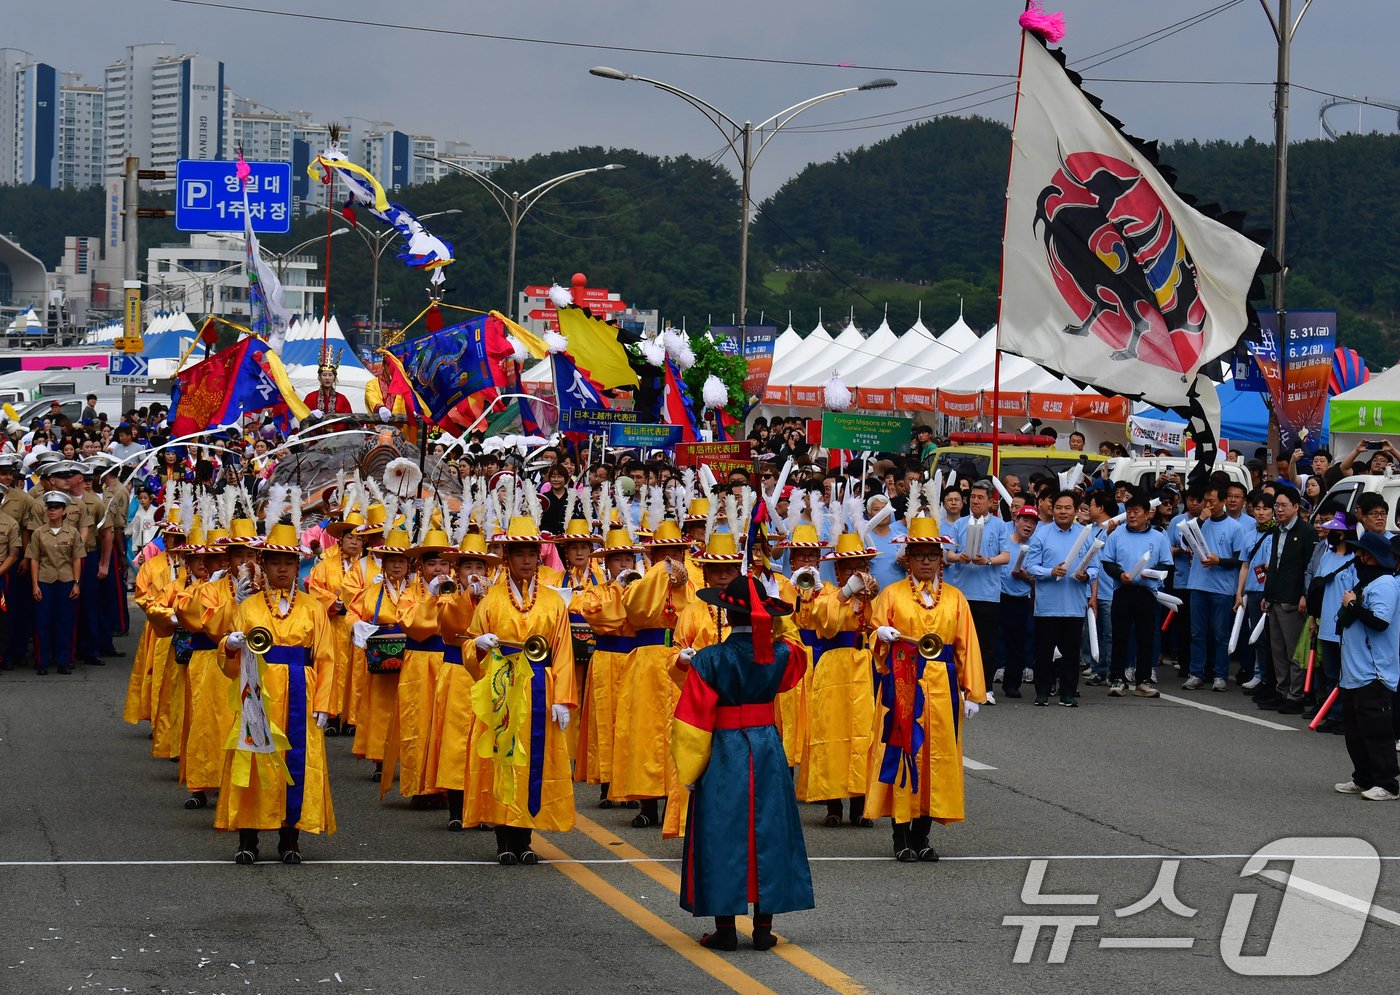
305;205;460;343
414;154;625;320
589;67;894;329
161;260;244;317
212;228;349;313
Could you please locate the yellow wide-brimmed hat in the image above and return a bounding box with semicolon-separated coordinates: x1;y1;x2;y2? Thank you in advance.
779;524;829;549
355;503;388;536
193;527;229;555
892;516;954;546
821;531;879;561
260;522;305;556
493;515;546;544
550;517;600;545
590;525;642;559
645;519;690;547
685;498;710;524
218;517;261;548
378;529;413;556
692;531;743;565
444;531;500;565
410;528;454;557
327;510;365;538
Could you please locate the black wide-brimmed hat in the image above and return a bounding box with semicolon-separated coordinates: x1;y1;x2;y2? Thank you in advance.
696;574;794;618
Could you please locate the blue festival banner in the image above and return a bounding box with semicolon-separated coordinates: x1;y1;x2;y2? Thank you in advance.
608;423;682;448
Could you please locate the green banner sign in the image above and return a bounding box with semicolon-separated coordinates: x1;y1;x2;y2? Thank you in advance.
820;411;913;452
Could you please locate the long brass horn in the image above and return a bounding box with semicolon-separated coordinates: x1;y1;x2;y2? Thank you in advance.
793;569;818;592
917;632;944;660
437;578;458;595
246;626;274;655
522;634;551;663
615;568;643;588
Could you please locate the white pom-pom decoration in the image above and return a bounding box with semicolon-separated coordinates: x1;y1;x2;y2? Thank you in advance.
639;336;667;367
824;373;853;412
673;340;696;372
543;330;569;354
548;284;573;309
506;335;529;363
702;374;729;410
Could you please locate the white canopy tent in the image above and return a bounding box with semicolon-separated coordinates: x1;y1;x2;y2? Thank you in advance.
937;314;979;352
771;319;838;390
832;316;898;383
859;318;960;390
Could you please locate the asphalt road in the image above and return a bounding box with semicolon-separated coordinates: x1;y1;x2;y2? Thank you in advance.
2;616;1398;995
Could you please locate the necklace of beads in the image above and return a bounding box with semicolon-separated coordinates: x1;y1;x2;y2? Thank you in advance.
508;575;537;614
908;569;944;612
263;587;295;621
710;604;728;639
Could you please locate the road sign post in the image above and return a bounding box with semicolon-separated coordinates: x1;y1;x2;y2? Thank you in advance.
175;160;293;234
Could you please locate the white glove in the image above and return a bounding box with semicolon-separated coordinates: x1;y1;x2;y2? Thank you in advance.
427;575;445;596
226;631;246;652
378;406;392;423
307;408;324;421
208;568;226;583
234;578;256;604
963;700;980;720
469;577;486;597
1140;568;1167;580
876;625;902;645
839;573;863;600
314;711;330;729
551;703;571;730
678;647;697;665
475;633;500;651
352;620;379;648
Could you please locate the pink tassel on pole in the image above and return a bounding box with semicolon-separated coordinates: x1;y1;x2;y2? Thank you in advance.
1019;1;1066;42
235;152;251;184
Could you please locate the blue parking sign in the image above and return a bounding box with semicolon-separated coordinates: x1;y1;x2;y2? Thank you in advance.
175;159;293;234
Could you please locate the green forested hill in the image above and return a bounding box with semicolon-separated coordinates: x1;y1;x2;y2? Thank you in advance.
1;120;1396;362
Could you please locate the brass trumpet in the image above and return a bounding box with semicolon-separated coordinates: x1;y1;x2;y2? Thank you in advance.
916;632;945;660
246;626;275;655
438;578;458;595
793;569;818;593
522;634;551;663
616;568;643;588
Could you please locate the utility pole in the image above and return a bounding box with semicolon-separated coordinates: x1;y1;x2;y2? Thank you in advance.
120;156;141;415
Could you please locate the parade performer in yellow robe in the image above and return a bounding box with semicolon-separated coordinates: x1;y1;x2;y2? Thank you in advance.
612;519;695;828
425;531;496;830
152;517;201;761
306;511;365;732
122;514;186;725
350;528;417;782
574;525;643;804
551;514;604;762
385;527;454;801
465;515;577;864
797;529;879;828
342;504;389;733
864;515;985;862
174;526;234;810
217;521;335;864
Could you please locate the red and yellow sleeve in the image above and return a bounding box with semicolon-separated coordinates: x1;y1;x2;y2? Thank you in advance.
671;667;719;786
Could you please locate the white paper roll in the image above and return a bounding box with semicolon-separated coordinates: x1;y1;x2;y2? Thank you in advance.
1155;591;1183;610
1227;604;1247;654
1075;538;1106;576
1125;550;1152;580
1059;524;1090;574
1086;605;1099;662
1248;611;1269;645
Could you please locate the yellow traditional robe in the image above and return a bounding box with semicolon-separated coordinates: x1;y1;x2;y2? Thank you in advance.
123;552;183;724
557;563;606;760
757;570;805;766
176;574;238;793
350;576;414;765
573;578;635;786
307;553;360;720
796;584;876;803
340;554;380;728
423;588;482;794
611;561;695;802
388;581;446;799
214;589;336;834
150;575;193;759
863;580;985;825
464;580;577;831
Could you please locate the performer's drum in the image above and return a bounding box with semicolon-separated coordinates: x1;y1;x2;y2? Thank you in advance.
172;627;195;666
366;632;407;674
570;621;595;666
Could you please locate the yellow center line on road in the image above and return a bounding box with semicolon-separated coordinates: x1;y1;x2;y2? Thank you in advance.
571;812;869;995
532;835;781;995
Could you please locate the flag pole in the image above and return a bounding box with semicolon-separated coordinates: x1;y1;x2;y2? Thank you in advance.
992;8;1034;481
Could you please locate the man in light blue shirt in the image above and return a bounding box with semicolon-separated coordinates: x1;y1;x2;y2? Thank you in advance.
1025;490;1097;707
998;507;1040;699
1167;487;1203;677
1101;495;1172;698
1081;492;1117;686
1183;484;1247;691
945;481;1011;703
1334;532;1400;800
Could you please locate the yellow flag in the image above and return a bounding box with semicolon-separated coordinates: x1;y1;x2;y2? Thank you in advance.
492;311;549;360
556;307;639;389
471;648;533;809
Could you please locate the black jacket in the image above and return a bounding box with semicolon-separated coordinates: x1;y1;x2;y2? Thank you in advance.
1262;519;1317;603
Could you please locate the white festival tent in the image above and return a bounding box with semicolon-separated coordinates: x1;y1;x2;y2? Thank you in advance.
831;315;900;383
860;318;960;390
769;319;835;392
936;314;980;352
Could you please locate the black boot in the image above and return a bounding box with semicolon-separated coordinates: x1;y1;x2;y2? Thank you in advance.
517;828;538;865
495;827;517;865
446;790;464;831
849;795;873;828
598;782;615;809
183;790;208;810
371;761;383;782
631;797;659;828
278;826;301;864
892;822;916;862
823;800;843;827
911;816;938;862
752;911;778;951
234;829;259;865
700;915;738;951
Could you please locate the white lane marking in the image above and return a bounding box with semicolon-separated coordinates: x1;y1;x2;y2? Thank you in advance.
963;757;997;771
4;854;1399;867
1156;692;1297;731
1256;869;1400;928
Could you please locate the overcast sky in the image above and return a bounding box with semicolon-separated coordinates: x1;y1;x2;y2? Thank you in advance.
16;0;1396;200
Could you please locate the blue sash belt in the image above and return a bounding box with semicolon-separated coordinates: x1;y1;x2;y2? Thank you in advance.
500;641;551;816
442;646;463;665
261;643;311;827
189;634;217;651
406;635;446;653
800;629;861;658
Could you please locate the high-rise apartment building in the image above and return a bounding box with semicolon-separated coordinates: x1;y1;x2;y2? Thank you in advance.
0;48;59;187
104;43;224;189
58;73;105;190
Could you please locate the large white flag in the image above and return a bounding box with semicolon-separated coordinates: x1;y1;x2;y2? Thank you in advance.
998;38;1265;407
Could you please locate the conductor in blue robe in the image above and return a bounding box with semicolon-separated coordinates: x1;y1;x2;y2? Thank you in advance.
671;574;815;952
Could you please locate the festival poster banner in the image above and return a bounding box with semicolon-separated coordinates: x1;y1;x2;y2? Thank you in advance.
561;408;643;432
713;325;778;407
790;385;823;408
675;440;755;477
1069;394;1131;423
763;384;790;405
1129;414;1188;452
936;390;981;418
981;391;1028;418
1251;310;1337;452
608;422;682;448
820;412;914;452
854;387;895;411
894;387;935;412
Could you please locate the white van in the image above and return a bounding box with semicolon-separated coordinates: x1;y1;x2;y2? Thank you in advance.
1318;473;1400;517
1105;456;1253;493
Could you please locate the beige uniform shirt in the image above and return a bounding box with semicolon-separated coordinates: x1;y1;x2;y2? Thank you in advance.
25;495;94;546
1;488;36;536
80;491;105;554
26;523;81;583
0;510;22;566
